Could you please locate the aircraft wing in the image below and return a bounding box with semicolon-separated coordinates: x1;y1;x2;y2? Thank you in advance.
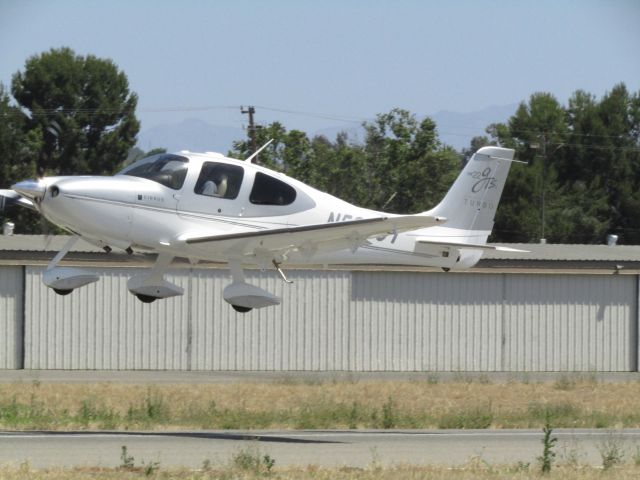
0;189;36;210
183;215;444;259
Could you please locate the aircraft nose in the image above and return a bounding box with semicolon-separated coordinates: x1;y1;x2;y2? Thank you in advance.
12;179;47;201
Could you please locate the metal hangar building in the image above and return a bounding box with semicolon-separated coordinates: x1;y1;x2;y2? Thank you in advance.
1;236;639;372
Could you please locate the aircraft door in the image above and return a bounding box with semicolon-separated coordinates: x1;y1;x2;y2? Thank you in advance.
127;156;186;244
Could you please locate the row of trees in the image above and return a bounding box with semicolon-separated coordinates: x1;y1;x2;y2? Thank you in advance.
486;85;640;243
231;85;640;243
231;109;460;214
1;48;639;243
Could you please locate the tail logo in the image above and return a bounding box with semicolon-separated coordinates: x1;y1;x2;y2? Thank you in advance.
469;167;497;193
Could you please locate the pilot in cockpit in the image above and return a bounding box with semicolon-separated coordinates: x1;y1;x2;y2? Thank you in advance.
200;174;228;197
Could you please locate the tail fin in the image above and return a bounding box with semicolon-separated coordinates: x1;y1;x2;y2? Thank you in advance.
426;146;515;241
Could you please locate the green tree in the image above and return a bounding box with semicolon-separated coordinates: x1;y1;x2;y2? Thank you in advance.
231;109;460;214
231;121;288;169
461;135;493;162
362;109;459;213
11;47;140;176
488;93;585;242
554;84;639;243
315;133;370;207
0;84;38;183
581;84;640;243
0;83;42;232
231;122;371;202
487;85;640;244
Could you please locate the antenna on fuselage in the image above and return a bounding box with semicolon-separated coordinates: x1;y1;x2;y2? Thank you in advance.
245;139;274;164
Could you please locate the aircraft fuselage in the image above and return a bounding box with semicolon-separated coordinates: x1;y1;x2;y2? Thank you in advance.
7;146;517;309
30;152;489;270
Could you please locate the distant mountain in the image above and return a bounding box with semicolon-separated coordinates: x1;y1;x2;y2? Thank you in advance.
136;105;519;154
431;104;518;150
137;118;243;155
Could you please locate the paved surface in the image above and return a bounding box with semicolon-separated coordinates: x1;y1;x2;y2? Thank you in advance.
2;370;640;384
1;429;639;468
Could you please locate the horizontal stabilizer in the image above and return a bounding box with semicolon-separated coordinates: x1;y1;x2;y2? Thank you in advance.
416;239;529;253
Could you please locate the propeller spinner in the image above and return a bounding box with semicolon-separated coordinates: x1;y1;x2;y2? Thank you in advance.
12;179;47;201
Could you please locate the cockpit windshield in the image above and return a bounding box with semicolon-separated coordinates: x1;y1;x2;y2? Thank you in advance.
117;154;189;190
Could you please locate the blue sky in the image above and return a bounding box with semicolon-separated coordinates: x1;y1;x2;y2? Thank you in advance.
1;0;639;136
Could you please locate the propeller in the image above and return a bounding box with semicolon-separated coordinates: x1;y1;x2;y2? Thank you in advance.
0;192;19;235
1;179;53;237
0;190;20;215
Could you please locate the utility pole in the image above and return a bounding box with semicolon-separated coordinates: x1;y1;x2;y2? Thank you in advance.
240;106;258;162
541;132;546;244
532;135;565;244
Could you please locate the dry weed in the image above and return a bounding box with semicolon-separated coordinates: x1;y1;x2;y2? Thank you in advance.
1;380;640;430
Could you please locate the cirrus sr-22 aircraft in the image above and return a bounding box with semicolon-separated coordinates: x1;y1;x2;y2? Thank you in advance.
0;143;523;312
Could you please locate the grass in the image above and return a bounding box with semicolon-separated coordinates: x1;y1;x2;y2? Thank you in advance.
436;404;493;429
2;463;640;479
2;379;640;430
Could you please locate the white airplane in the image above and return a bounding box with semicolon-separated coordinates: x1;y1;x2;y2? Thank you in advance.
1;144;522;312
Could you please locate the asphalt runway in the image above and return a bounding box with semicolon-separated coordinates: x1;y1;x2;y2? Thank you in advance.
2;429;640;468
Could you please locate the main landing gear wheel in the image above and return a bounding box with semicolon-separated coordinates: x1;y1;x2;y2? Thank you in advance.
53;288;73;296
232;305;253;313
135;294;158;303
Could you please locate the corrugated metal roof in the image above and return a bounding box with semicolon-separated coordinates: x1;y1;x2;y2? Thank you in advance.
0;235;102;252
484;243;640;261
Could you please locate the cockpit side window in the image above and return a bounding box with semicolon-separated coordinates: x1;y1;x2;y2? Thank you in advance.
118;154;188;190
194;162;244;199
249;172;297;206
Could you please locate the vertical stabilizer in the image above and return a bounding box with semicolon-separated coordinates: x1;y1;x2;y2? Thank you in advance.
426;146;515;241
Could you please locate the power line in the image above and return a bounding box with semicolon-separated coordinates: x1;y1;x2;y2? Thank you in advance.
2;105;635;141
0;105;239;116
2;104;639;152
254;105;364;124
139;105;237;113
